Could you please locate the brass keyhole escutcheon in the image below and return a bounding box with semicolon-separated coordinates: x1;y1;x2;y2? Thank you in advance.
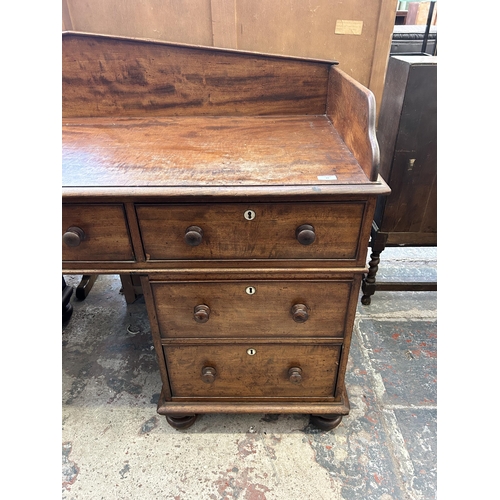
245;286;256;295
247;348;257;356
244;210;256;220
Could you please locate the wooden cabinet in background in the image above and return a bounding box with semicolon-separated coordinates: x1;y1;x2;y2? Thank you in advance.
361;55;437;305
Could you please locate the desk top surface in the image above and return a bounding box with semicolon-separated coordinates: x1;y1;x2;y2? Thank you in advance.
63;115;374;190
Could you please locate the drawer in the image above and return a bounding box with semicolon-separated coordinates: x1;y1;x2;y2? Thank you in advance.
164;343;341;399
62;204;134;261
151;280;351;338
136;202;364;260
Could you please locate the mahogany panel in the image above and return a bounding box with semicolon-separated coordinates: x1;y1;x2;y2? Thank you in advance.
62;32;331;118
327;66;380;181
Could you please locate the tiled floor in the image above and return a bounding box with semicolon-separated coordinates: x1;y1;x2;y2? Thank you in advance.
62;247;437;499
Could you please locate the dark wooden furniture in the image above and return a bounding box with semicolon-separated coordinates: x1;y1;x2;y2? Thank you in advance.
361;55;437;305
62;276;73;324
62;32;390;430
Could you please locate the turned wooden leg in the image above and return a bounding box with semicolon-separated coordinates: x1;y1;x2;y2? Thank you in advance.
361;232;388;305
361;250;381;305
309;414;343;431
165;414;198;430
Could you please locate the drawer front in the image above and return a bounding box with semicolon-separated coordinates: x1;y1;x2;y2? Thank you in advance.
152;280;351;338
62;204;134;261
164;343;341;399
136;202;364;260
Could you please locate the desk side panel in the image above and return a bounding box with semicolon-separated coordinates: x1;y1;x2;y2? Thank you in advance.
326;66;380;181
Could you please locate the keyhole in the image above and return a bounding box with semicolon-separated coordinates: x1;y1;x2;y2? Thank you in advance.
244;210;256;221
245;286;256;295
247;348;257;355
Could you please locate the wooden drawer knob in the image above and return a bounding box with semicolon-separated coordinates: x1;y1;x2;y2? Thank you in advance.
63;226;85;247
296;224;315;245
185;226;203;246
288;367;303;384
291;303;309;323
194;304;210;323
201;366;216;383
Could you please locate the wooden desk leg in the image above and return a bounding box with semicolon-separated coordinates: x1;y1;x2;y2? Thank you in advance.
119;274;137;304
119;274;143;304
361;232;388;305
75;275;98;300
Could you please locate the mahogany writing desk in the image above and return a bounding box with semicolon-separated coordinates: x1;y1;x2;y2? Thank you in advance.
62;32;390;430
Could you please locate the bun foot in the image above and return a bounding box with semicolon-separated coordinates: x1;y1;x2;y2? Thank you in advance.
361;294;371;305
165;414;198;430
310;414;343;431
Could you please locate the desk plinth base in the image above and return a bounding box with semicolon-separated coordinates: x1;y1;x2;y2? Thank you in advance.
157;389;349;431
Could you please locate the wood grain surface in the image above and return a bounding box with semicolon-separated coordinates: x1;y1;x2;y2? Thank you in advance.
151;280;351;338
62;204;134;261
327;66;380;181
62;115;369;188
62;32;331;118
164;343;341;399
136;202;365;260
